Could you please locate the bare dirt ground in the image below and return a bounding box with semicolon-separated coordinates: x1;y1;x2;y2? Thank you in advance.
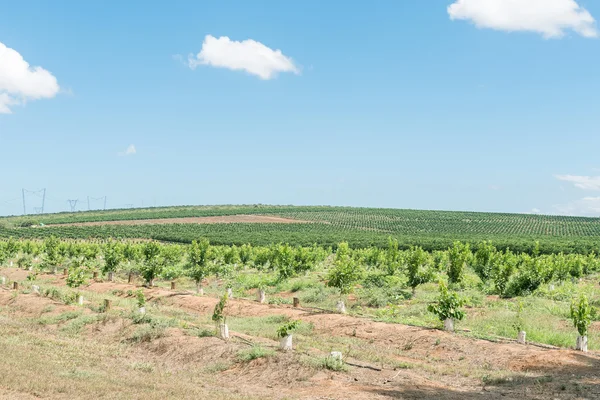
2;268;600;399
47;214;310;227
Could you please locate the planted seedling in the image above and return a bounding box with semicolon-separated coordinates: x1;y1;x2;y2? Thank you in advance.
277;320;300;351
513;301;526;344
571;294;592;352
427;281;465;332
136;289;146;314
212;293;229;340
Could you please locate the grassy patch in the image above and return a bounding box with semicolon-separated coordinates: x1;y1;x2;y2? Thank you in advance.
237;346;275;362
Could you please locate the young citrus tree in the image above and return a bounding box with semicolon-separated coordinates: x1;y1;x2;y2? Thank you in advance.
327;242;364;313
102;239;123;281
41;235;63;271
407;246;433;295
571;294;592;352
212;293;230;339
385;237;401;276
447;241;471;285
186;239;212;294
140;242;162;286
427;281;465;332
473;241;497;282
277;320;300;351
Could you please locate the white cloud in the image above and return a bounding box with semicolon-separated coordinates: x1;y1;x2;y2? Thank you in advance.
448;0;598;39
554;196;600;216
531;208;542;214
119;144;136;156
555;174;600;190
188;35;300;80
0;41;60;114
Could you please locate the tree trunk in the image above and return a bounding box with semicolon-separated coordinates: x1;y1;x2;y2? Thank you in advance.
227;288;233;298
219;323;229;340
128;272;133;284
280;334;293;351
78;295;84;306
517;331;526;344
0;276;5;285
577;335;588;352
108;271;114;282
336;300;347;314
444;318;454;332
257;289;266;304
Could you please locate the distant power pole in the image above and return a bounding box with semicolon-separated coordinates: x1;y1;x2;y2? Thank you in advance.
41;188;46;214
87;195;107;211
22;188;46;215
67;199;79;212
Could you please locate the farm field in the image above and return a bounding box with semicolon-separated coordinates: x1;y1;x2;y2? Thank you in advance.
2;236;600;399
2;205;600;253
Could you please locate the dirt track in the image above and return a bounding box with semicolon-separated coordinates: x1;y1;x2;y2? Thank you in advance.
2;268;600;399
47;214;310;227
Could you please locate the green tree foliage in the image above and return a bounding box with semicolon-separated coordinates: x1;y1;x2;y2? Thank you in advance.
186;239;212;291
327;242;364;295
136;289;146;308
42;235;63;269
223;245;240;266
571;295;592;337
447;241;471;285
406;246;433;293
102;239;123;275
427;281;466;322
277;320;300;338
212;293;229;324
5;237;19;259
140;242;163;286
66;258;89;288
238;244;254;266
513;301;525;333
473;241;497;282
272;244;296;281
385;237;401;275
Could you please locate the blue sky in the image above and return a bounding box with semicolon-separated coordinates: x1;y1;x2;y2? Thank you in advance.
1;0;600;217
